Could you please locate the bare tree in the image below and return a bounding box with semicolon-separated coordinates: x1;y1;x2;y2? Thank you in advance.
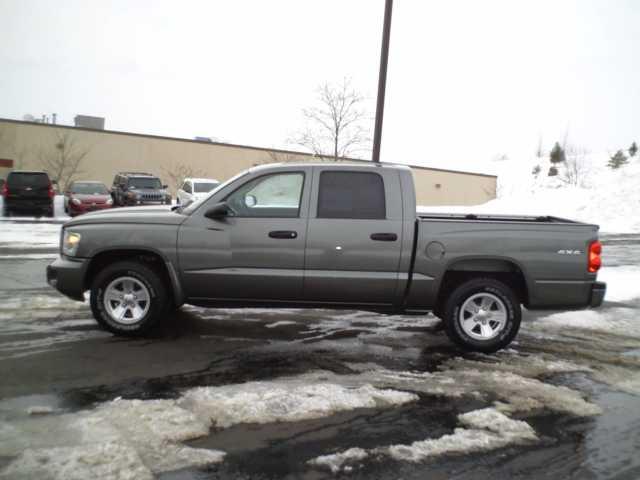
535;135;544;160
38;130;90;191
254;150;304;166
561;145;589;187
162;161;205;190
291;78;371;160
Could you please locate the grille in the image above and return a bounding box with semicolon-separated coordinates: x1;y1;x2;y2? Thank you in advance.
141;193;163;201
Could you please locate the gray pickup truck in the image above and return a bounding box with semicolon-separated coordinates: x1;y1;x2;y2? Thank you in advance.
47;162;606;352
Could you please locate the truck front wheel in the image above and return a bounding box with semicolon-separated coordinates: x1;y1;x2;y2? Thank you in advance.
90;261;169;336
442;278;521;353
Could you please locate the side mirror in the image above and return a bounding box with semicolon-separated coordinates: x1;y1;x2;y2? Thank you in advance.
162;184;168;189
204;202;231;220
244;194;257;208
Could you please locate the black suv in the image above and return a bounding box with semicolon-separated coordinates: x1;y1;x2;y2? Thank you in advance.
2;171;55;217
111;172;171;207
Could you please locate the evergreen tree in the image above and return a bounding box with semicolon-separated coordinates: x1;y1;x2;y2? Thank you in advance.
548;166;559;176
629;142;638;157
549;142;566;164
608;149;628;169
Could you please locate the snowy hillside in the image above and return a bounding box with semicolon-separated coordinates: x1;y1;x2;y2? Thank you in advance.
420;153;640;234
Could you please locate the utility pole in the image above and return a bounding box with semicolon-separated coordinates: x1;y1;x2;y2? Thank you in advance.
372;0;393;163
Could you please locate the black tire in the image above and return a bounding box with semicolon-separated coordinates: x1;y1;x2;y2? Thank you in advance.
442;278;521;353
90;261;169;336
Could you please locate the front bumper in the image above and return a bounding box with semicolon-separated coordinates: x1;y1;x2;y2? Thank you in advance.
69;203;112;216
590;281;606;308
46;256;88;301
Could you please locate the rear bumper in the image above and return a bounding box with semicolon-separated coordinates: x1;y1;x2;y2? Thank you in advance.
46;257;88;301
590;281;606;308
5;198;53;211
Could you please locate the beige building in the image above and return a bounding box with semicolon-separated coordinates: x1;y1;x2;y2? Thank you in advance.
0;118;496;206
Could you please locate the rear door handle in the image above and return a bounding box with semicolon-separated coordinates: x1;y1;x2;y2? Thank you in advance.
269;230;298;239
370;233;398;242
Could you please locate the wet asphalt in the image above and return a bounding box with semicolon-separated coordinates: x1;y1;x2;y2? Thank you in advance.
0;221;639;480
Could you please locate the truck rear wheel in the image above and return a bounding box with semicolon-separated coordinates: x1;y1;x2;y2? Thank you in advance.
90;261;169;336
442;278;521;353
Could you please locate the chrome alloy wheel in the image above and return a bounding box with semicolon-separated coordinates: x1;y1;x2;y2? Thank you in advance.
103;276;151;325
458;292;508;340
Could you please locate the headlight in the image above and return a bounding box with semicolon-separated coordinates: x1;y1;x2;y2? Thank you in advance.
71;198;81;206
106;197;113;205
62;231;81;256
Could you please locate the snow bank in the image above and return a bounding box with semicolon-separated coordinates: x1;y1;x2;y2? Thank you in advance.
420;154;640;233
535;307;640;339
309;408;537;472
597;266;640;302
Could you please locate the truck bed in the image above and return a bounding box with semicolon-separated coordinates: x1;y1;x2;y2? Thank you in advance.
418;212;590;225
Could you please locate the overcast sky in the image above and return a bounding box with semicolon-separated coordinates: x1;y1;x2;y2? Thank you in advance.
1;0;639;173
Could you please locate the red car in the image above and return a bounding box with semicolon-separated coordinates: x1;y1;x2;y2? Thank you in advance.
64;181;113;217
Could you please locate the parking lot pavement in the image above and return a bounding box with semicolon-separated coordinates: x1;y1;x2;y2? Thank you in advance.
1;221;640;479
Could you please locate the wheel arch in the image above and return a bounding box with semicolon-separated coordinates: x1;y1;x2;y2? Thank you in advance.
434;256;530;315
83;247;184;306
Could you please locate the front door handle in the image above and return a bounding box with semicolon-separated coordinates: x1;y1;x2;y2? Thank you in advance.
269;230;298;239
370;233;398;242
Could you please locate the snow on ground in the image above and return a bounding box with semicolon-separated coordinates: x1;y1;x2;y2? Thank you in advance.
0;360;602;478
419;153;640;234
0;221;61;249
0;375;417;478
309;407;538;473
181;380;418;429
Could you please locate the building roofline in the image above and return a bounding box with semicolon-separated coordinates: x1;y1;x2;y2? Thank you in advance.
0;118;497;179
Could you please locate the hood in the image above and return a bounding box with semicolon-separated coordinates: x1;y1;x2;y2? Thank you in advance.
65;205;185;227
72;193;111;204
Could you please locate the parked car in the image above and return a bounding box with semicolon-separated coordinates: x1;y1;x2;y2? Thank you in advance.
64;181;113;217
47;162;605;352
176;177;220;206
111;172;171;207
2;170;54;217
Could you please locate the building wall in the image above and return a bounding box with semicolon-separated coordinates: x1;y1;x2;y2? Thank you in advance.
0;119;496;206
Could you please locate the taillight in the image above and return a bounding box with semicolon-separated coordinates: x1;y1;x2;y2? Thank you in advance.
1;182;7;197
588;241;602;273
48;181;55;199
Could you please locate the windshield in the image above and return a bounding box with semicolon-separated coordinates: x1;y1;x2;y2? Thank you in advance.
194;182;219;193
181;171;249;215
128;177;162;189
71;182;109;195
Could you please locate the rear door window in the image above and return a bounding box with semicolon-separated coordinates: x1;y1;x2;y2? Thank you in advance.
8;172;49;188
317;171;386;219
